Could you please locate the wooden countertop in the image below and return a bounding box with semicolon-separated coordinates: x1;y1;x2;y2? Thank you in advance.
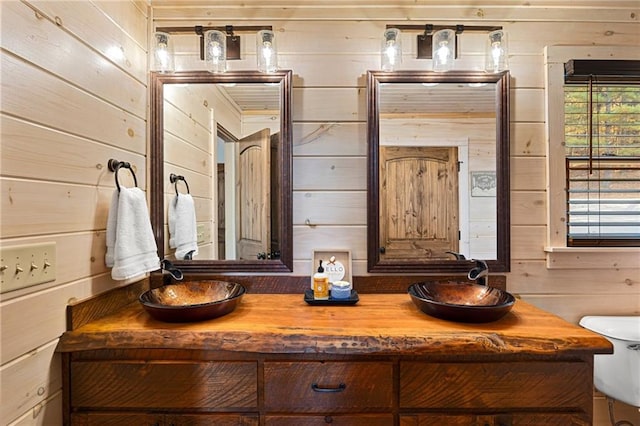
57;293;612;357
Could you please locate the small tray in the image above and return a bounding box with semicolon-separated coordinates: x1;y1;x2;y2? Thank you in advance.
304;289;359;306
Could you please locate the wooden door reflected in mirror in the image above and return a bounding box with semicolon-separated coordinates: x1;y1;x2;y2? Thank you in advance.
150;71;293;273
367;71;510;273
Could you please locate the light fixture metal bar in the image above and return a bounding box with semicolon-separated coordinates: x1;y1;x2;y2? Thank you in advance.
386;24;502;32
156;25;273;34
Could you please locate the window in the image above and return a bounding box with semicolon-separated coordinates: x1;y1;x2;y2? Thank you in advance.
563;60;640;247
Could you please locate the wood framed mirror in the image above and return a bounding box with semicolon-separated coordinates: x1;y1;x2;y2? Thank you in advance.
150;70;293;272
367;70;510;273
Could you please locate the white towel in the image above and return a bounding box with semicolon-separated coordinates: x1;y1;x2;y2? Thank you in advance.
168;193;199;260
105;187;160;281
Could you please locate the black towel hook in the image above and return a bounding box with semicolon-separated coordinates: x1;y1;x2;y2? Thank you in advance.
169;173;190;195
107;159;138;192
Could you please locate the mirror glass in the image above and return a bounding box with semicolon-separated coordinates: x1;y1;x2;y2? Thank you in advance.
367;71;510;273
150;71;292;272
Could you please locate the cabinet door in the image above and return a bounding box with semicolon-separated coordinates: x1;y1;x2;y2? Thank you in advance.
265;414;394;425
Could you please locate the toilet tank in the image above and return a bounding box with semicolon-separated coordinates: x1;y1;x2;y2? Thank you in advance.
579;316;640;408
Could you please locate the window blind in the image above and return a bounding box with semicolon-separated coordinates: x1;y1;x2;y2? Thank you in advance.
564;73;640;246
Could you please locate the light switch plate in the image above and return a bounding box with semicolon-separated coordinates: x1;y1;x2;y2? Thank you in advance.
197;224;206;244
0;242;56;293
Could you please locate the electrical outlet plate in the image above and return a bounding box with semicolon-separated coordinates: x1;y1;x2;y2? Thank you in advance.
0;242;56;293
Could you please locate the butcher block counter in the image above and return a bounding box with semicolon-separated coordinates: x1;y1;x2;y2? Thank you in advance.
58;292;612;426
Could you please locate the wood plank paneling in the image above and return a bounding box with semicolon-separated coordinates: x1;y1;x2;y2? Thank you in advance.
293;191;366;225
151;4;638;23
27;0;148;83
0;340;61;423
1;273;128;363
509;260;640;295
1;179;113;238
1;1;150;424
9;392;63;426
520;294;640;324
1;115;145;187
511;225;547;261
1;2;147;119
511;122;545;157
293;225;367;260
511;157;546;191
511;191;546;226
293;157;366;190
293;122;367;156
1;53;146;154
0;232;109;302
293;88;365;122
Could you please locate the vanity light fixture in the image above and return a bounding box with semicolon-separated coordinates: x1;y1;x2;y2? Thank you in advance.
151;31;175;73
381;28;402;71
384;24;505;72
204;29;227;73
257;29;278;73
432;29;456;72
485;30;509;73
154;25;274;73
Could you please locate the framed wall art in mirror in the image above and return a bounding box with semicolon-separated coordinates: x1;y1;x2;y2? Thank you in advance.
367;70;510;273
150;70;293;272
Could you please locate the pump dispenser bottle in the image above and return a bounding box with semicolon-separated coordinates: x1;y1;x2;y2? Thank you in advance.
313;260;329;300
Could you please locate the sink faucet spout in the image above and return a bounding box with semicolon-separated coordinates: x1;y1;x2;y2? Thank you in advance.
468;259;489;286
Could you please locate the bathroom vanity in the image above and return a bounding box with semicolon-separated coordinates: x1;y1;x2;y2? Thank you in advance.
58;291;612;426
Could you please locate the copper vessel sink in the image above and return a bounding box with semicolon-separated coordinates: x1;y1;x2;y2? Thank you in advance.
408;281;516;323
139;280;246;322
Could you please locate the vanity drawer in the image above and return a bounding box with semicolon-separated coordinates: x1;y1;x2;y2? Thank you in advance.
71;361;257;409
265;414;394;425
264;361;393;411
400;361;591;409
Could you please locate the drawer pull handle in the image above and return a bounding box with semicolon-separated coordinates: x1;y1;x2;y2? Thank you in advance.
311;382;346;393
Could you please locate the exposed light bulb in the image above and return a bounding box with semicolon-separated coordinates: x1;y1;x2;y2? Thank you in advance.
432;29;455;72
257;30;278;73
205;30;227;74
485;30;508;73
381;28;402;72
152;32;174;73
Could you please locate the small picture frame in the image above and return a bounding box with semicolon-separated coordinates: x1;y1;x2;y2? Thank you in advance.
311;250;352;285
471;171;497;197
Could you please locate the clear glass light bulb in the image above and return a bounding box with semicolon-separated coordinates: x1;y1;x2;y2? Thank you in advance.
381;28;402;72
257;30;278;73
152;32;174;73
205;30;227;73
485;30;508;73
432;29;455;72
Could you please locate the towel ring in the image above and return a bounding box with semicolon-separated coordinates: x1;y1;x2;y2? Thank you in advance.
108;159;138;192
169;173;190;195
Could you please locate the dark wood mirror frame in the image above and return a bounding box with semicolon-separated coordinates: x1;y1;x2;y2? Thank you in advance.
367;70;511;273
150;70;293;272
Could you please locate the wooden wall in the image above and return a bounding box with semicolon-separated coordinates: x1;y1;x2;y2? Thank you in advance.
0;1;149;424
1;1;639;424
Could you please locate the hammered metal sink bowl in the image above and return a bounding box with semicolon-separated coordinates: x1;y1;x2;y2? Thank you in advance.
408;281;516;323
139;280;246;322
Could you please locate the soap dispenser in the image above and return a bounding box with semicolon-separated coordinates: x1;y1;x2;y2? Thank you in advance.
313;260;329;300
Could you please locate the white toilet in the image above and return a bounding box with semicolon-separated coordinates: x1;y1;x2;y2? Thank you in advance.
580;316;640;408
